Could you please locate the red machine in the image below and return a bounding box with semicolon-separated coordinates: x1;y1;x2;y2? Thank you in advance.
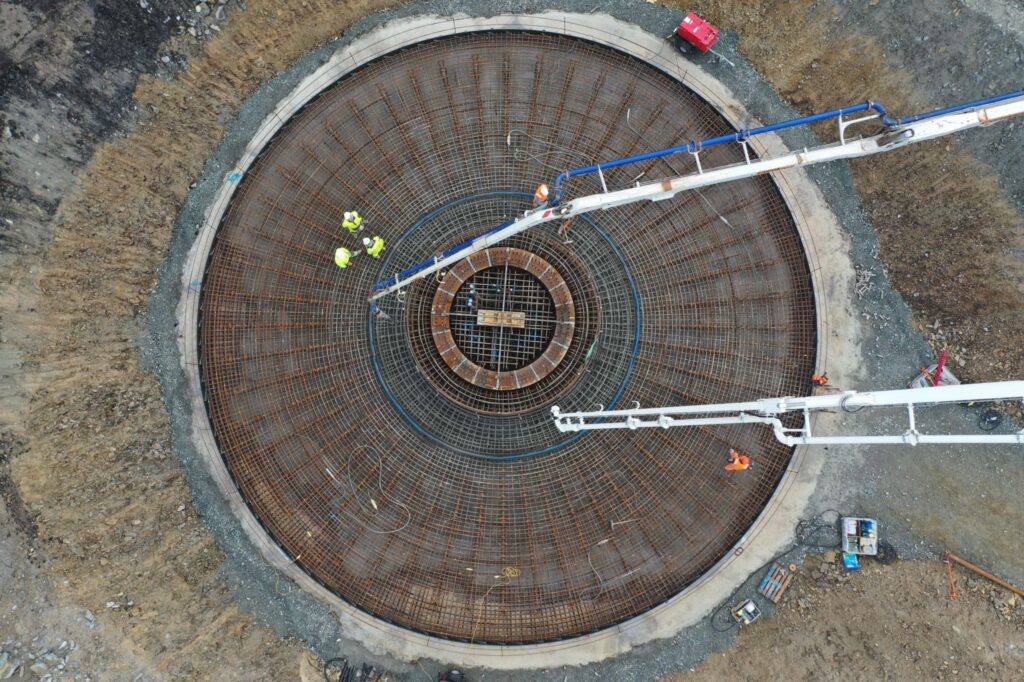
674;12;719;53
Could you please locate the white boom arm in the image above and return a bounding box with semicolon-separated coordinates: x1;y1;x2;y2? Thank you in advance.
369;95;1024;301
550;381;1024;446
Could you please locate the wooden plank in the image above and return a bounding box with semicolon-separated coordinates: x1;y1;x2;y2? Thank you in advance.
477;309;526;328
758;562;796;603
772;572;794;602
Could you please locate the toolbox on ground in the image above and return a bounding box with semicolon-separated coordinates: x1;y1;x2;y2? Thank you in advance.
730;599;762;626
841;517;878;556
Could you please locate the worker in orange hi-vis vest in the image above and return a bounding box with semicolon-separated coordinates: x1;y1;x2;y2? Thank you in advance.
724;448;751;471
811;372;829;386
533;183;550;207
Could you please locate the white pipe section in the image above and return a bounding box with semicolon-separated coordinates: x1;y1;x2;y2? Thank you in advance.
553;382;1024;419
369;207;562;300
551;381;1024;446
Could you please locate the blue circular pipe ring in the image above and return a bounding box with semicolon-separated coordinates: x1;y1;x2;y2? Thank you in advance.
367;191;642;462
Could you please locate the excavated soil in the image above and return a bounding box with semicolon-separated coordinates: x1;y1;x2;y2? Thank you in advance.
3;0;393;679
2;0;1023;679
664;556;1024;682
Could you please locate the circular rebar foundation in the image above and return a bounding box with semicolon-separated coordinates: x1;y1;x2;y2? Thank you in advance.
196;31;816;644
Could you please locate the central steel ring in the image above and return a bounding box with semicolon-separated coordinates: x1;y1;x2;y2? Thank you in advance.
431;247;575;390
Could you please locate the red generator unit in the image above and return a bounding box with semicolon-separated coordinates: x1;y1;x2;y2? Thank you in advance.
675;12;719;53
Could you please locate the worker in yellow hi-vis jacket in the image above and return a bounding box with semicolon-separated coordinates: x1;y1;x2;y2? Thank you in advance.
362;235;385;259
342;210;363;233
334;247;357;269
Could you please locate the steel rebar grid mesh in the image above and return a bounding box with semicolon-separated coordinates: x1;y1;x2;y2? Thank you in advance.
197;33;816;643
451;266;557;372
401;217;609;425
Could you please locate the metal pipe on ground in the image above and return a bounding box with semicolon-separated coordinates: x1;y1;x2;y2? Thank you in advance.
943;550;1024;599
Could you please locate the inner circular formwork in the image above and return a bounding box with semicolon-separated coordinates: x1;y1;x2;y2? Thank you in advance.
197;32;816;643
446;263;560;374
429;246;575;392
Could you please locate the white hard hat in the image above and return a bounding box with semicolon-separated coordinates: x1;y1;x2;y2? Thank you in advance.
362;237;371;246
344;211;354;219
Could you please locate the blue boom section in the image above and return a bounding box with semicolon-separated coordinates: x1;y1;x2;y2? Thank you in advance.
372;89;1024;293
550;88;1024;204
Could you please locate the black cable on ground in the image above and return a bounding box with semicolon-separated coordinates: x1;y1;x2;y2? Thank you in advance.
795;508;843;549
978;408;1003;431
708;509;844;634
709;601;740;632
874;539;899;565
706;510;904;639
839;394;866;413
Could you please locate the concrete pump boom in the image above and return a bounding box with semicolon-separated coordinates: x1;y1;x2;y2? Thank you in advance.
369;89;1024;302
550;382;1024;447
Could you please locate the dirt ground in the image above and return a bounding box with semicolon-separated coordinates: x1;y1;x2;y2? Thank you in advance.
665;556;1024;682
2;0;1024;680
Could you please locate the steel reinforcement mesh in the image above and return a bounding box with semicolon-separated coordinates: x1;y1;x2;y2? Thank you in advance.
450;266;557;371
197;32;816;643
402;222;609;426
